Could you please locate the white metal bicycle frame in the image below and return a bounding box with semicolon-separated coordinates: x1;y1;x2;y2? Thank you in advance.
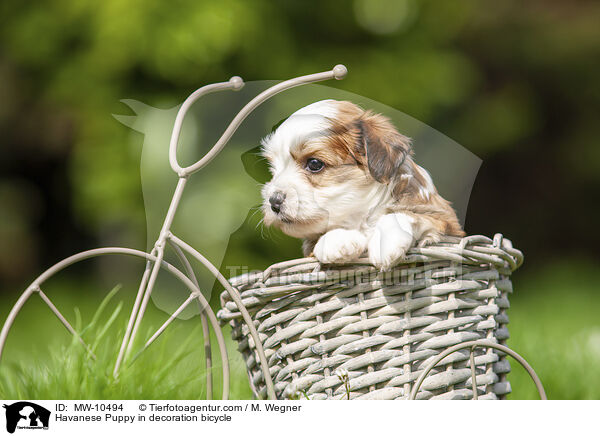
0;64;546;400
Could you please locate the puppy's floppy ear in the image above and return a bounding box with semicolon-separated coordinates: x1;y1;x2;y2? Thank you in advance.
356;111;412;183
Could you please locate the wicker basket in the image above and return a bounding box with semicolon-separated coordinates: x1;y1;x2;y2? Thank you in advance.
217;234;523;400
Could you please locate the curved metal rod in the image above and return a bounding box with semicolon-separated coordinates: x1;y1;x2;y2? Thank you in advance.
167;238;214;400
0;247;230;400
180;64;348;177
166;232;277;400
169;77;244;175
408;339;547;400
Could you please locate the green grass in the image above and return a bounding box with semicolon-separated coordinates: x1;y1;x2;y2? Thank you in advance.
505;259;600;399
0;283;252;400
1;260;598;400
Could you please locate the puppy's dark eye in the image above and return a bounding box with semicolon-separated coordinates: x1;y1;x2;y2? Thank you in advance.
306;158;325;173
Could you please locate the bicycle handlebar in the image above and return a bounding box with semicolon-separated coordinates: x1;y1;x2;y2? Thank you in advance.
168;76;244;176
169;64;348;177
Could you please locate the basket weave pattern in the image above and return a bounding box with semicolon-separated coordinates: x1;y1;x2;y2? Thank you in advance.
218;234;523;400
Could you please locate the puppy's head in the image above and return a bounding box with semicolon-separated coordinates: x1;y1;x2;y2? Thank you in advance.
261;100;412;239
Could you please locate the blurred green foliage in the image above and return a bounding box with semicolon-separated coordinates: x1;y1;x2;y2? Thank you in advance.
0;0;600;285
1;0;599;288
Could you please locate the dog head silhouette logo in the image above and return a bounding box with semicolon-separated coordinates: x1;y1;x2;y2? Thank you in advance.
3;402;50;433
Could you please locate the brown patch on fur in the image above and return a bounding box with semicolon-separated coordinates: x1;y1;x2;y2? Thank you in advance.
289;102;370;188
293;141;353;167
325;101;464;239
318;102;413;184
385;162;465;237
356;111;412;183
291;138;367;188
323;101;366;164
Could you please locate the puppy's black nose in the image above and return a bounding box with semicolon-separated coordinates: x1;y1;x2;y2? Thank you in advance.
269;191;285;213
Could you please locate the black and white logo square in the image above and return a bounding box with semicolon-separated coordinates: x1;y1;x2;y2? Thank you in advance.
3;402;50;433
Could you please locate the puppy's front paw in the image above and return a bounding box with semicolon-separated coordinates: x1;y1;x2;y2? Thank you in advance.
368;214;415;271
313;229;367;264
417;231;442;247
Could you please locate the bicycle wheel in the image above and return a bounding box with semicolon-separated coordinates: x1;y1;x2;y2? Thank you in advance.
0;247;230;400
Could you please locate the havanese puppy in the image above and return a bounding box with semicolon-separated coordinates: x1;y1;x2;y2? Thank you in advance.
261;100;465;270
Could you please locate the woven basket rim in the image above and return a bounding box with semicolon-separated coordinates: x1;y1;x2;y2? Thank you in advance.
224;233;522;293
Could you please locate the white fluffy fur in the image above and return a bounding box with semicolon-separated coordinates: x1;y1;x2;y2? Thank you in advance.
313;228;368;264
367;213;417;270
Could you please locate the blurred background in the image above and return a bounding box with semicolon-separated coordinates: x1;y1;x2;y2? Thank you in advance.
1;0;599;399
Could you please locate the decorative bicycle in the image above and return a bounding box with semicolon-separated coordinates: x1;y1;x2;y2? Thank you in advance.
0;65;546;400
